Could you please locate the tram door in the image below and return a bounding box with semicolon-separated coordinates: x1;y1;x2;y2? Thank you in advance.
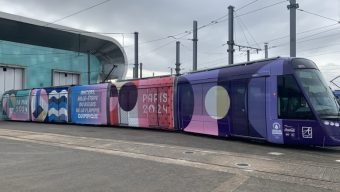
248;78;267;138
230;79;248;136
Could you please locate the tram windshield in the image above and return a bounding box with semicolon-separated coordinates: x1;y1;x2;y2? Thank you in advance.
294;61;340;119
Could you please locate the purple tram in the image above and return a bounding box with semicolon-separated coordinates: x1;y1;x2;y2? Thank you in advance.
1;57;339;146
176;57;340;146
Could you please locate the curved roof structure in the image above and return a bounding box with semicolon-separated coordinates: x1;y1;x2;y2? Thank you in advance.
0;11;127;80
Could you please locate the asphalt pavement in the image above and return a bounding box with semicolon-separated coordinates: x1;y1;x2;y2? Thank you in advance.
0;121;339;192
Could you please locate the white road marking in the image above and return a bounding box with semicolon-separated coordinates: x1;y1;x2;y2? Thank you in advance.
268;152;284;156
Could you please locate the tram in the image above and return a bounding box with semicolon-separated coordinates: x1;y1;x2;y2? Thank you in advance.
2;57;340;146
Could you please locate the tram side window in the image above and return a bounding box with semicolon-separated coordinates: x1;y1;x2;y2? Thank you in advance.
278;75;314;119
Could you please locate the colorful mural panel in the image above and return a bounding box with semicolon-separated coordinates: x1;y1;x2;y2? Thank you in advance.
115;76;175;130
176;70;227;136
1;89;31;121
49;88;68;122
70;83;109;125
176;60;274;138
31;87;69;123
31;89;48;122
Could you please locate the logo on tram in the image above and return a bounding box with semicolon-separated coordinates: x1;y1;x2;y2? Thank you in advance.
272;122;283;135
302;127;313;138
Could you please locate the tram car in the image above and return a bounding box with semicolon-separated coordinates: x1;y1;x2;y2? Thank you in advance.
1;57;340;146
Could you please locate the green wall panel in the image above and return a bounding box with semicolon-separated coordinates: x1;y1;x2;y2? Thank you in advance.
0;40;101;88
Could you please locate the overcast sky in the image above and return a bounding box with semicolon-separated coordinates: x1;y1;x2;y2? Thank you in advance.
1;0;340;88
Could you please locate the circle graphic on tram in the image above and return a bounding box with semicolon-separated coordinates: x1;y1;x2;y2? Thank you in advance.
204;85;230;120
118;82;138;112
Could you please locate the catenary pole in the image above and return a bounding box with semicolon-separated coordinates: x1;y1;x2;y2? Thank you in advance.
288;0;298;57
264;43;268;58
175;41;181;76
140;63;143;78
134;32;139;78
228;6;235;64
247;50;250;61
193;20;198;71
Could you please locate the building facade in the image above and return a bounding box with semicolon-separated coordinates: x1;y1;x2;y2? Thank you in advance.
0;11;128;96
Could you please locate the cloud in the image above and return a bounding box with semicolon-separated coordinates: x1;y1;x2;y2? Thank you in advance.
0;0;339;80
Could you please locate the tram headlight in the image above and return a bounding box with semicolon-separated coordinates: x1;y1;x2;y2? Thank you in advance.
323;121;339;127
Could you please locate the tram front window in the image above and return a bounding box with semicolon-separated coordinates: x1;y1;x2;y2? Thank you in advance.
295;69;340;119
278;75;314;119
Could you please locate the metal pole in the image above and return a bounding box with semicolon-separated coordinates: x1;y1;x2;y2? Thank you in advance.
288;0;298;57
87;51;91;84
247;50;250;62
133;66;135;78
175;41;181;76
193;20;198;71
170;68;173;75
102;65;117;83
227;6;234;65
134;32;139;78
264;43;268;58
140;63;143;78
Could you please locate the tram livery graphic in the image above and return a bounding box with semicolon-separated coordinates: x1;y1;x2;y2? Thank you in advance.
1;57;340;146
31;87;69;123
2;89;31;121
